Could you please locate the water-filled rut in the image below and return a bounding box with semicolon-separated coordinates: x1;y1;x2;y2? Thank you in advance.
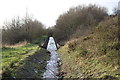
43;37;60;78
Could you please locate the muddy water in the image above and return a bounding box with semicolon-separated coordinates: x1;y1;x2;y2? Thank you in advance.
43;37;60;79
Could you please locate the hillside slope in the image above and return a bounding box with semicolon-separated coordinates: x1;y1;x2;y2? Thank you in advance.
58;17;120;79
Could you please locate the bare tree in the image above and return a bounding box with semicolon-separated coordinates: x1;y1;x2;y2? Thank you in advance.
2;15;46;45
53;4;108;42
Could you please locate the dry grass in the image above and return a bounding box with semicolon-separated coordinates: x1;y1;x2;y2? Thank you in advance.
58;17;120;79
2;41;28;48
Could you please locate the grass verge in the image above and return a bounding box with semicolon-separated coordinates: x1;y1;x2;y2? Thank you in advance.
1;43;50;78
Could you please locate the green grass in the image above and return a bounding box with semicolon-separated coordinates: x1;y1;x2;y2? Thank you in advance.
1;44;39;77
1;43;50;78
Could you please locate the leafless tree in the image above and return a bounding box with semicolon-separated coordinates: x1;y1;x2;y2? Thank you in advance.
53;4;108;43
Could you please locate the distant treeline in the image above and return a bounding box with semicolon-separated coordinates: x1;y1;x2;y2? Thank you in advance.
2;15;47;45
2;4;117;45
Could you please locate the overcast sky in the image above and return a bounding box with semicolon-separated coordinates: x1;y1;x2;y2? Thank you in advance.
0;0;119;28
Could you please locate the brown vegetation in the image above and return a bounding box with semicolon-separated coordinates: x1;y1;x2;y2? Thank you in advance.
53;4;108;43
2;15;46;45
58;16;120;79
